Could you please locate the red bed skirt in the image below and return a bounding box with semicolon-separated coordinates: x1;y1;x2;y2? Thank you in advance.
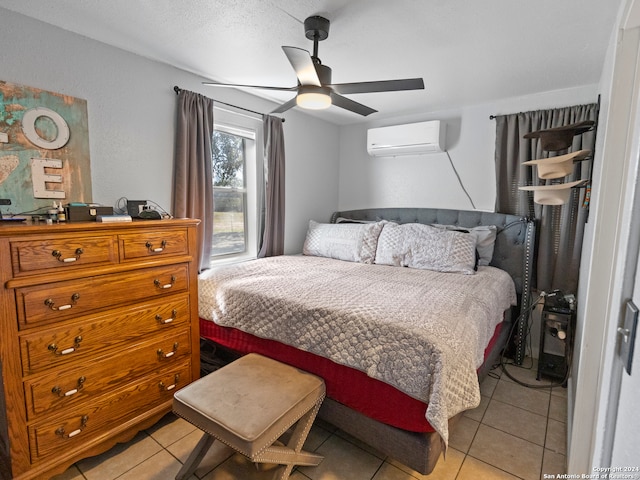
199;318;503;433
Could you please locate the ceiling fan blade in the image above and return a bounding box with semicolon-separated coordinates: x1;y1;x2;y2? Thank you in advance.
271;97;298;114
203;81;297;92
329;78;425;95
281;46;321;87
330;92;377;116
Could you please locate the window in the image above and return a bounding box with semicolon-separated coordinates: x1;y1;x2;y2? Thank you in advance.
210;108;263;263
212;130;246;257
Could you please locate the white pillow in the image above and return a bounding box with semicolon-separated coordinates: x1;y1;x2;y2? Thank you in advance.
375;223;477;274
374;222;405;266
432;224;497;266
302;220;384;264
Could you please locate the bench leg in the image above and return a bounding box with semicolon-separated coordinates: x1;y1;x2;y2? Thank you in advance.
175;433;215;480
257;445;324;467
252;397;324;480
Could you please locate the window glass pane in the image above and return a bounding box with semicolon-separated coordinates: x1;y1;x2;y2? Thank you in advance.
212;130;247;257
213;131;244;188
212;190;246;256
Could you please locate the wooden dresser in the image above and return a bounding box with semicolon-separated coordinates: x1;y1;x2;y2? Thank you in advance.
0;218;200;480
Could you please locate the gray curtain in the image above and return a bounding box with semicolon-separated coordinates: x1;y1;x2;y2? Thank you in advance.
258;115;286;257
173;89;215;271
494;103;598;293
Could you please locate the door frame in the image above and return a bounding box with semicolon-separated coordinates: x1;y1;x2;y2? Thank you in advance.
569;0;640;471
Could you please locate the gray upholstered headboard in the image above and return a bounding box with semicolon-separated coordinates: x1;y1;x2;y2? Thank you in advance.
330;208;535;311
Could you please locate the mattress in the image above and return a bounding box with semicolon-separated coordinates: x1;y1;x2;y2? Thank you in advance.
198;255;516;443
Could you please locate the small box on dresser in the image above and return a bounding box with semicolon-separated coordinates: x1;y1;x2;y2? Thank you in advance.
0;218;200;480
65;205;114;222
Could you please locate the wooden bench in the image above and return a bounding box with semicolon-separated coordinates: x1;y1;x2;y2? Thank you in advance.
173;353;325;480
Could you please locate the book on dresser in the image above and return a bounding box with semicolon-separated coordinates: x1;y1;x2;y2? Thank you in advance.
0;218;201;480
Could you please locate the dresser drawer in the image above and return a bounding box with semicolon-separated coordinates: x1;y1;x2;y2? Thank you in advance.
19;294;191;375
24;328;191;420
16;263;190;328
119;228;189;262
10;235;118;276
27;361;192;462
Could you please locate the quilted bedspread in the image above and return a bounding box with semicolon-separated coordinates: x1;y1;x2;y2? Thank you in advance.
198;255;516;444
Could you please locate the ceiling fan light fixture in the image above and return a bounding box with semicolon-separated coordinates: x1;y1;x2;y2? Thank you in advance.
296;86;332;110
206;16;424;116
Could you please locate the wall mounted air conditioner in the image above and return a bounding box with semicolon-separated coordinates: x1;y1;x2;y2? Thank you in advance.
367;120;446;157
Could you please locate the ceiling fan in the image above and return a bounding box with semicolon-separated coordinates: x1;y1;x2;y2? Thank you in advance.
203;15;425;116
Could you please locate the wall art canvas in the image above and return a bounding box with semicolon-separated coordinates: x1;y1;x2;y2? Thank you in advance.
0;80;91;216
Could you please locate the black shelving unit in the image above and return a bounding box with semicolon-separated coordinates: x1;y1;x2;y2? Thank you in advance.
537;303;574;382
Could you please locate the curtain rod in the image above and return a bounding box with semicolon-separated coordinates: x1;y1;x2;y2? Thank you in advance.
489;100;600;121
173;86;284;122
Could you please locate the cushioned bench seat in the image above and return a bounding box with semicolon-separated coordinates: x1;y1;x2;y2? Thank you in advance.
173;353;326;480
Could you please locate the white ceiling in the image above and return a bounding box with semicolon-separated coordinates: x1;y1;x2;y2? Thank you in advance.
0;0;623;125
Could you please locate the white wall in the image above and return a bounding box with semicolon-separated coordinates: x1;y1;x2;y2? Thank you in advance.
280;114;340;252
338;85;599;212
0;8;339;254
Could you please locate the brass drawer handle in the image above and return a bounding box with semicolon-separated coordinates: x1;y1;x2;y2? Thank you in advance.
55;415;88;439
48;336;83;356
52;376;86;397
156;309;177;325
44;293;80;311
52;248;84;263
154;275;176;290
157;342;178;359
159;374;180;391
146;240;167;253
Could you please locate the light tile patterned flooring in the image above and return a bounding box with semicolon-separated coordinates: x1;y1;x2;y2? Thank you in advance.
53;360;567;480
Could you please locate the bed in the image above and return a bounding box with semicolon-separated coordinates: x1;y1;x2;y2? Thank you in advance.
198;207;535;474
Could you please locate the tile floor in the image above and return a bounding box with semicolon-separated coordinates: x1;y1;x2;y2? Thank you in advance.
52;360;567;480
